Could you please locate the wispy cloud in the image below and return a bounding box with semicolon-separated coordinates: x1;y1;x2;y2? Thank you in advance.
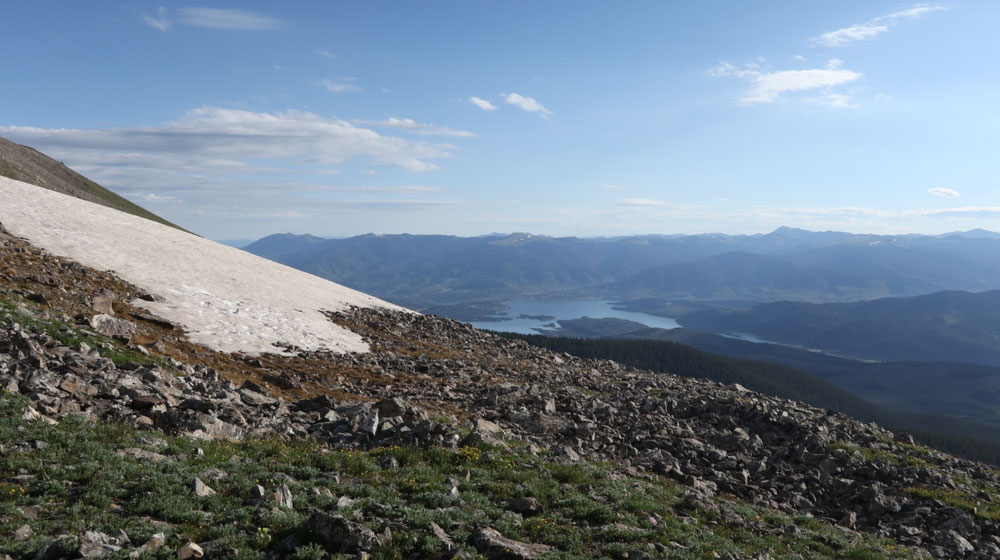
0;107;460;191
751;204;1000;222
619;198;678;207
354;117;476;138
178;8;282;31
323;78;361;94
822;92;858;109
469;97;497;111
503;93;553;117
929;187;960;198
311;199;465;208
193;209;305;219
357;185;443;194
601;184;623;190
813;4;946;47
711;61;862;106
142;6;170;31
747;69;861;104
132;192;174;202
316;49;337;60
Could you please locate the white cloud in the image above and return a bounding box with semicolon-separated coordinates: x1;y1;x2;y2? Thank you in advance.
358;185;443;194
815;24;888;47
317;49;337;60
813;4;946;46
751;204;1000;222
282;184;446;195
713;61;861;106
889;5;946;19
929;187;960;198
142;6;170;31
708;61;761;78
193;209;305;219
0;107;459;189
822;92;858;109
619;198;679;207
743;68;862;104
469;97;497;111
503;93;553;117
178;8;281;30
354;117;475;138
323;78;361;94
131;192;174;202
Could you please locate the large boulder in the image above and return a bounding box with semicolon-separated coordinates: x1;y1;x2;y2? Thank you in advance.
305;511;380;553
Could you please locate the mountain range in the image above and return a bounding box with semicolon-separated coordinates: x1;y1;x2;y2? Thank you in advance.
244;228;1000;310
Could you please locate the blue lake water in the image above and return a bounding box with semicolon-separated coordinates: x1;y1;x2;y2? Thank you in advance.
470;300;681;335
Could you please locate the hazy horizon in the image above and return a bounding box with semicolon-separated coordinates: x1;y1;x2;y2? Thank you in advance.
219;225;1000;245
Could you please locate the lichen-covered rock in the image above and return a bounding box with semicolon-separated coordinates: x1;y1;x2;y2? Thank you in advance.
88;314;136;341
472;527;551;560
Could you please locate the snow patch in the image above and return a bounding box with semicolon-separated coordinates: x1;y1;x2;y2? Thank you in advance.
0;177;408;355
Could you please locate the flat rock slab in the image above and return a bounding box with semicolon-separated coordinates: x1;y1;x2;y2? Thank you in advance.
473;527;551;560
89;314;136;341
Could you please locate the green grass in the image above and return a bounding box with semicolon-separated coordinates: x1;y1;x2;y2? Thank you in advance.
906;486;1000;522
826;441;930;469
0;391;921;560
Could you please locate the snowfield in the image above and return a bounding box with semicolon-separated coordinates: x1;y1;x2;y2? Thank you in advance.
0;177;408;355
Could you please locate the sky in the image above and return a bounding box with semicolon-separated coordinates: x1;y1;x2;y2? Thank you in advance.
2;2;999;240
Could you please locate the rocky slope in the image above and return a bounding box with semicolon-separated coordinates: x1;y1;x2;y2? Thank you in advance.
3;218;1000;559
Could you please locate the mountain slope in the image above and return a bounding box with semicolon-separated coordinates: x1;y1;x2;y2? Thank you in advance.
606;251;883;302
0;176;402;355
680;289;1000;365
0;136;185;231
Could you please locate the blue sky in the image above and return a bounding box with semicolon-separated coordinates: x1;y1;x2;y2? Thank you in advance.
2;2;999;240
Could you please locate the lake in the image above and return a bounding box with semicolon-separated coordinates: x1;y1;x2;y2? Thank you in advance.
470;300;680;335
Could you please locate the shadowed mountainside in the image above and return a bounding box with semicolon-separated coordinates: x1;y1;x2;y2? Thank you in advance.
680;289;1000;366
